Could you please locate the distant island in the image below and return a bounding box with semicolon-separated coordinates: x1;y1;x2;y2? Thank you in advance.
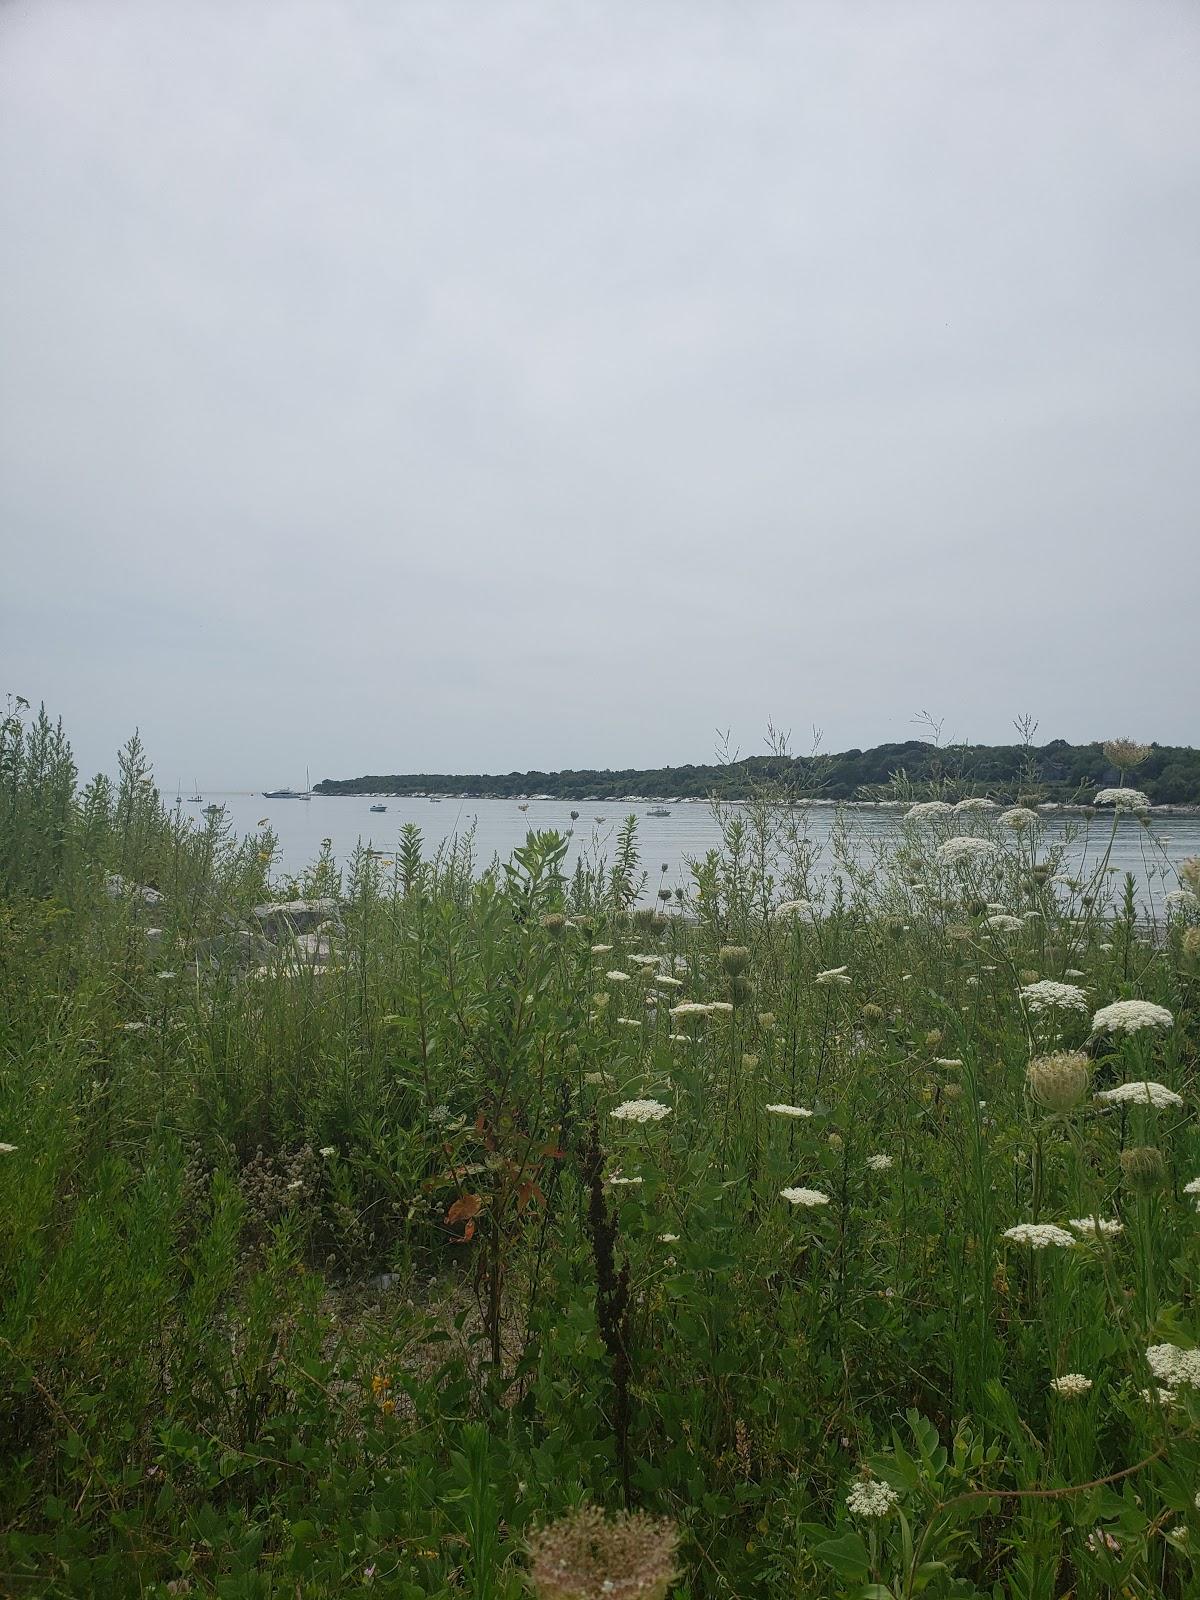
314;739;1200;807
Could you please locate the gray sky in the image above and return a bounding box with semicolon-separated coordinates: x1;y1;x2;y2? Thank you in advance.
2;1;1198;787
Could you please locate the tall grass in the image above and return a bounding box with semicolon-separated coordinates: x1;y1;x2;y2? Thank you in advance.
1;700;1198;1598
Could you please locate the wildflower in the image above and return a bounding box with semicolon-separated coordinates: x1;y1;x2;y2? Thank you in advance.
774;898;816;918
741;1053;759;1070
541;913;567;935
1103;738;1152;770
653;974;683;988
1120;1146;1166;1191
780;1186;829;1207
905;801;954;819
766;1103;813;1118
319;1145;336;1158
1185;1176;1200;1196
669;1001;715;1018
955;797;997;812
845;1477;900;1517
0;1143;16;1155
121;1021;147;1033
1050;1373;1092;1396
525;1504;679;1600
861;1002;884;1022
658;1232;679;1243
1094;787;1150;811
757;1011;776;1029
606;1174;643;1187
611;1099;671;1124
1165;888;1198;909
1147;1343;1200;1389
866;1154;894;1171
933;1057;964;1069
719;945;751;977
605;971;631;984
1090;999;1174;1035
1068;1215;1123;1239
815;966;850;986
1001;1223;1075;1249
667;1034;691;1044
616;1017;642;1028
1085;1530;1122;1556
1094;1080;1182;1110
1027;1052;1090;1113
707;1001;734;1014
985;914;1023;934
628;954;661;968
937;836;998;866
591;945;614;955
1000;807;1039;829
1022;980;1089;1015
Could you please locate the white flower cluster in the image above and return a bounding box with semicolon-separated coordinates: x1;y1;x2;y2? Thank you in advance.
780;1186;829;1208
1093;1080;1183;1110
1165;888;1199;909
669;1001;733;1018
1068;1216;1124;1239
610;1099;671;1124
985;914;1024;934
1001;1223;1076;1249
605;970;630;983
0;1142;16;1155
905;801;954;819
1021;980;1089;1014
936;836;998;866
766;1103;814;1118
954;797;997;812
815;966;851;986
1146;1343;1200;1391
1049;1373;1092;1397
999;807;1039;830
845;1478;899;1518
1094;787;1151;810
866;1153;894;1171
774;898;817;919
1090;999;1174;1035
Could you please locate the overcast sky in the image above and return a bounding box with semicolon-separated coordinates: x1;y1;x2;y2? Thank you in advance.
2;1;1198;786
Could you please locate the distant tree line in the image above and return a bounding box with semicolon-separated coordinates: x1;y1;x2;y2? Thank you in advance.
314;739;1200;805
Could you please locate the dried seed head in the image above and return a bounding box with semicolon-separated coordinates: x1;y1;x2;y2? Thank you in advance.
1181;857;1200;895
924;1030;943;1050
730;974;756;1006
719;945;751;978
1103;738;1152;771
526;1504;680;1600
1183;927;1200;960
942;1082;964;1104
1120;1145;1166;1192
861;1003;884;1022
541;913;567;937
1027;1051;1090;1114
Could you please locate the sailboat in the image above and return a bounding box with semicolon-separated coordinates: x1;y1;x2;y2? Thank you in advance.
187;777;202;803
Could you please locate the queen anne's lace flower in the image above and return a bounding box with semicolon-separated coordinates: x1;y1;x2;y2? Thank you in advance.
0;1143;16;1155
815;966;850;986
1094;1081;1182;1110
955;797;997;812
1002;1223;1076;1249
1069;1216;1123;1239
1146;1343;1200;1389
866;1153;894;1171
605;971;630;983
937;836;998;866
780;1186;829;1207
845;1478;899;1517
1090;999;1174;1035
766;1104;813;1118
611;1099;671;1123
1050;1373;1092;1396
1000;807;1039;829
905;801;954;819
985;914;1023;933
1094;787;1151;810
774;898;816;919
1022;980;1089;1014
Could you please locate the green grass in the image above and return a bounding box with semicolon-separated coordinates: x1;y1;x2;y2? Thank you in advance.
1;700;1199;1598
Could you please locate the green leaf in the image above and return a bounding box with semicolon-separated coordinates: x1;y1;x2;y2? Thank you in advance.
814;1531;873;1581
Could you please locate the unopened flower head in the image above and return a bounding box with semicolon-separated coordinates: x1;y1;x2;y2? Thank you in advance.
1094;1080;1182;1110
1094;787;1151;811
1022;980;1088;1014
1090;1000;1174;1035
525;1503;679;1600
1120;1145;1166;1191
1027;1052;1090;1114
1002;1223;1076;1250
611;1099;671;1124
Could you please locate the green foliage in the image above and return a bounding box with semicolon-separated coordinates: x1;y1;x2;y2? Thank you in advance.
1;700;1199;1594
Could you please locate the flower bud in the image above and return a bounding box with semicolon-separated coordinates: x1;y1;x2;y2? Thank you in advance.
720;945;751;978
1027;1051;1090;1114
1120;1145;1166;1192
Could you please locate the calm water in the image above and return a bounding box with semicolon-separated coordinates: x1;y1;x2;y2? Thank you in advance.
186;793;1200;914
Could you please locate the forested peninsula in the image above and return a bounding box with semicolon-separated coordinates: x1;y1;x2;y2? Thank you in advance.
315;739;1200;806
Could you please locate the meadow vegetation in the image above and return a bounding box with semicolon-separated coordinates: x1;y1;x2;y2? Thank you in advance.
2;701;1200;1598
